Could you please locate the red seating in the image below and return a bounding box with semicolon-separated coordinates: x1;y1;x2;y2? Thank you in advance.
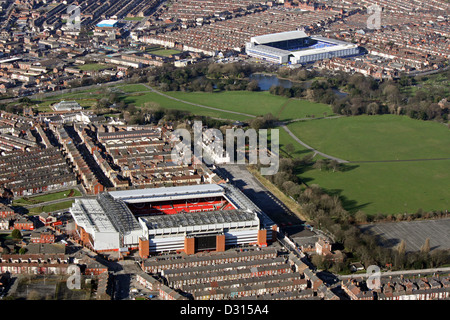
128;197;238;216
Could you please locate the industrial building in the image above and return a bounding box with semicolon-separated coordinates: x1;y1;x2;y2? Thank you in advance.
246;30;360;65
70;183;277;255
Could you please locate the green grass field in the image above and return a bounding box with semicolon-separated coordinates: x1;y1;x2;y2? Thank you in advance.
121;91;252;121
146;47;181;57
13;189;81;206
277;98;334;121
164;90;333;119
124;17;144;21
115;84;150;93
30;83;334;123
77;63;111;71
287;115;450;161
27;200;75;215
285;115;450;215
165;90;287;116
277;125;312;158
302;160;450;215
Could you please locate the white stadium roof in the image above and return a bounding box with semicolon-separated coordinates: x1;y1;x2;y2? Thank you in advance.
251;30;308;45
109;184;225;203
71;198;117;234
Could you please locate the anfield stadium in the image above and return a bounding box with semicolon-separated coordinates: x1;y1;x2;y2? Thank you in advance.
245;30;360;65
70;183;277;256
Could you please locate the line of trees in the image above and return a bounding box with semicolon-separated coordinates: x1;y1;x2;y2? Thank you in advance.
144;61;265;93
270;67;450;122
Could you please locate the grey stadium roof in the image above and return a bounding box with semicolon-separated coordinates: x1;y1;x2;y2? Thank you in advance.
144;209;256;230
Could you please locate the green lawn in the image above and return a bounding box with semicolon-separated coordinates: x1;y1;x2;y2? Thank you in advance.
115;84;150;93
121;91;253;121
29;84;334;124
13;189;81;206
146;47;181;57
301;160;450;215
277;99;334;121
164;90;290;117
287;115;450;161
285;115;450;215
124;17;144;21
41;88;105;101
77;63;111;71
27;200;75;215
277;125;312;158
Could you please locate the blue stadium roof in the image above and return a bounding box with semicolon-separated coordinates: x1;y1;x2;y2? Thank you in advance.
97;19;119;28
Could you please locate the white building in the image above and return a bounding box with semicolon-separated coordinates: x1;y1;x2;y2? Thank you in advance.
70;184;277;254
52;100;82;112
246;30;359;65
70;193;142;252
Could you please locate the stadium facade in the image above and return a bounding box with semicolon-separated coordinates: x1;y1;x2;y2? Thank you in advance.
246;30;359;65
70;184;277;257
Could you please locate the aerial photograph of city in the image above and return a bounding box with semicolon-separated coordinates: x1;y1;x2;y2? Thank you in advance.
0;0;448;312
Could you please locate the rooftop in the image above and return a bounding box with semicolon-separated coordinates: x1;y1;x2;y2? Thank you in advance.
109;184;225;203
251;30;308;44
97;20;119;28
143;209;257;230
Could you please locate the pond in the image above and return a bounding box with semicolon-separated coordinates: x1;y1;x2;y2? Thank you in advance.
249;73;293;91
250;73;348;98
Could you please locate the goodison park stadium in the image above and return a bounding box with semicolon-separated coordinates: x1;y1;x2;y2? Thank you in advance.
246;30;360;65
69;183;277;257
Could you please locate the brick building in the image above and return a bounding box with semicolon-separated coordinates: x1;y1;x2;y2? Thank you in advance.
0;204;15;219
30;232;55;244
14;218;34;231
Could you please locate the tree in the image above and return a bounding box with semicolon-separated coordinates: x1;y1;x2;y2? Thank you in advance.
355;211;368;224
311;254;331;270
246;80;260;92
204;82;214;93
367;102;380;115
11;229;22;239
299;154;314;166
328;159;340;172
249;117;264;130
420;238;431;255
397;240;406;256
282;181;297;196
285;143;295;155
313;159;326;171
